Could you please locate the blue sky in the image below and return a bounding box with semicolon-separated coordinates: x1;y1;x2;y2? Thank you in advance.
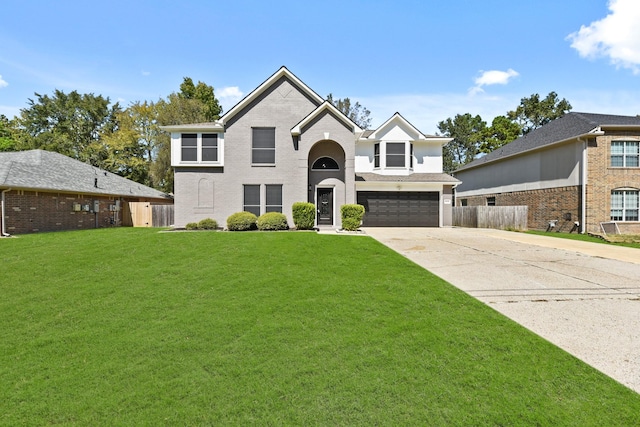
1;0;639;133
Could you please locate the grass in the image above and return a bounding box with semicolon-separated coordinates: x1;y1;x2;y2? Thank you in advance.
527;229;640;249
2;228;639;425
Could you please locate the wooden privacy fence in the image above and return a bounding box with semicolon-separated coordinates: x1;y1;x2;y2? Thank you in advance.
124;202;174;227
453;206;528;230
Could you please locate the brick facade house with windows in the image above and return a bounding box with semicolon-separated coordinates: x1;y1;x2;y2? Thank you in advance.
163;67;459;229
0;150;172;235
453;112;640;234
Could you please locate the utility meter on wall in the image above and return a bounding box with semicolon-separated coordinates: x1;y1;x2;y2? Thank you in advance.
93;200;100;213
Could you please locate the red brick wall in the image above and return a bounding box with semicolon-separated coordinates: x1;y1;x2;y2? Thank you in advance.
586;133;640;234
460;186;581;232
2;190;123;234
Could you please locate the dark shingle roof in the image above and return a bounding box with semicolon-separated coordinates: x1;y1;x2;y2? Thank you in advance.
356;173;460;183
456;112;640;172
0;150;171;200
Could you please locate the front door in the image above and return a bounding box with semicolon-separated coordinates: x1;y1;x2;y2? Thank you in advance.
317;188;333;225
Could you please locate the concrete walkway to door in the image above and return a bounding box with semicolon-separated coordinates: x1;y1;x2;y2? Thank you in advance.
363;227;640;394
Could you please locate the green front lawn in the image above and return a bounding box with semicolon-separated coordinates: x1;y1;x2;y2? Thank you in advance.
2;229;639;425
527;229;640;249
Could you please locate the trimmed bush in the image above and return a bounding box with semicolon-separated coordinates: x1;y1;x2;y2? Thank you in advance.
292;202;316;230
341;204;365;231
185;222;198;230
226;211;258;231
257;212;289;231
198;218;218;230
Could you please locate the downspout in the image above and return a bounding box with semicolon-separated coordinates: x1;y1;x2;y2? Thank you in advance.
1;188;11;237
578;138;587;234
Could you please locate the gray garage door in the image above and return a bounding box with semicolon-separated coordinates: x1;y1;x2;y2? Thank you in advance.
357;191;439;227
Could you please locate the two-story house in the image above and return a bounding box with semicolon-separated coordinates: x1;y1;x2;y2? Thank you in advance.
454;112;640;234
163;67;459;229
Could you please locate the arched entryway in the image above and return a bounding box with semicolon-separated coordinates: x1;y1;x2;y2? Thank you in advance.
308;140;346;226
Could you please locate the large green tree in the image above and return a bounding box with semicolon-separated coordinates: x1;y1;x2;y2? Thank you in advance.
0;115;18;152
178;77;222;122
327;93;372;129
16;90;120;167
507;91;572;135
437;113;487;173
480;115;521;154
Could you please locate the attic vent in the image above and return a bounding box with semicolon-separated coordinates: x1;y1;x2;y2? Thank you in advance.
94;178;98;188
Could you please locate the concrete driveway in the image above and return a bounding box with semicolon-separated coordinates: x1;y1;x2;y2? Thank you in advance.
363;227;640;393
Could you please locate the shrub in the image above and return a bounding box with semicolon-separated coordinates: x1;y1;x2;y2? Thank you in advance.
257;212;289;231
185;222;198;230
341;204;365;231
198;218;218;230
226;211;258;231
292;202;316;230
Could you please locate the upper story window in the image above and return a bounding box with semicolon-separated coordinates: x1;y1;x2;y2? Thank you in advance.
180;133;220;163
181;133;197;162
201;134;218;162
386;142;405;167
611;141;639;167
252;127;275;165
312;157;339;170
611;189;639;221
374;143;380;168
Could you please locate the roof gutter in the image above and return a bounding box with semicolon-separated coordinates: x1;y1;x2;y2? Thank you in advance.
1;188;11;237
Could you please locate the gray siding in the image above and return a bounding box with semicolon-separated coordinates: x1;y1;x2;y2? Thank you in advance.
455;142;582;197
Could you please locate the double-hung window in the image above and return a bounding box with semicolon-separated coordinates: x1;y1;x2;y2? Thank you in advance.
611;141;639;167
611;190;639;221
180;133;220;163
181;133;197;162
386;142;405;167
252;127;276;165
374;143;380;168
243;185;261;217
201;134;218;162
265;185;283;213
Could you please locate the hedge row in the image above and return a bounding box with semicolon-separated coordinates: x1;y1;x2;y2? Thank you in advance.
184;202;366;231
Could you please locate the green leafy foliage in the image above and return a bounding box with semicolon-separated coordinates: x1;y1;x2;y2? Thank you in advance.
438;113;487;173
16;90;120;167
439;91;573;172
185;222;198;230
292;202;316;230
226;211;258;231
507;91;572;135
197;218;218;230
340;204;365;231
257;212;289;231
327;93;372;129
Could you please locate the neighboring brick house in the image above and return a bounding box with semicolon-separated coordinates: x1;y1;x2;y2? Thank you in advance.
0;150;172;235
453;112;640;234
163;66;459;229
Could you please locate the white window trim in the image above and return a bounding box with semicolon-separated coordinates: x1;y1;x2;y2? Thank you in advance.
173;132;224;166
379;141;413;170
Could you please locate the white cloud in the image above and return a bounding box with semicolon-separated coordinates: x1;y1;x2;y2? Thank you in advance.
469;69;519;95
0;74;8;88
217;86;244;111
141;70;151;76
567;0;640;74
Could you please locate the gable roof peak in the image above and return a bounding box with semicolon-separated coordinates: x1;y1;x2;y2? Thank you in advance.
221;66;325;123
